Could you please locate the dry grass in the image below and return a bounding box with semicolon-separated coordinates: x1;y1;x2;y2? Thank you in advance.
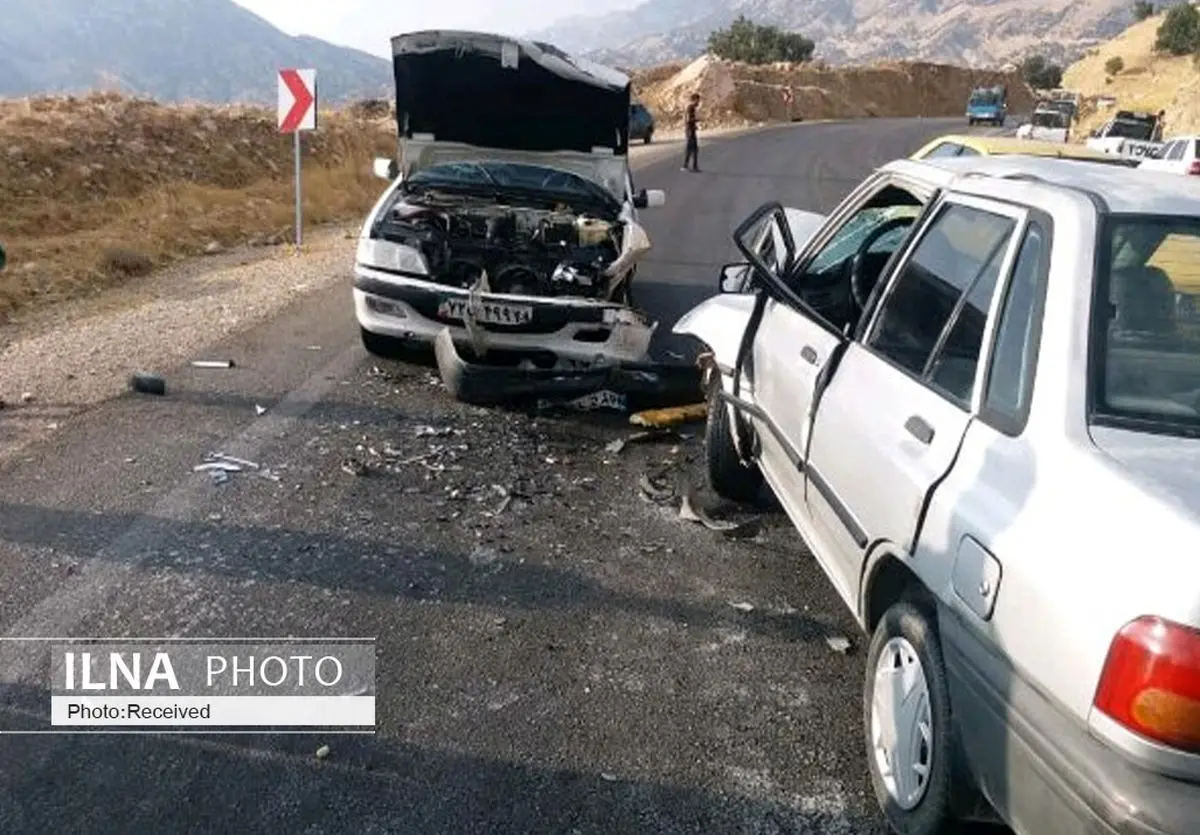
0;92;395;320
1063;15;1200;140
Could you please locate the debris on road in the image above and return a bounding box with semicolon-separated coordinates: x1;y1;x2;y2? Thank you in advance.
315;744;330;760
630;403;707;428
638;473;675;504
679;491;740;532
129;372;166;396
341;457;369;477
193;452;278;485
191;359;236;369
730;601;755;613
826;635;852;654
604;428;685;455
20;391;33;404
255;404;268;416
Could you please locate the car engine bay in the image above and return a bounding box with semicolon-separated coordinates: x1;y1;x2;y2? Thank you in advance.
371;189;629;301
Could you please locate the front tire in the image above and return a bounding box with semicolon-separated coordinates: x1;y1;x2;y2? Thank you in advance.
704;385;762;504
863;600;964;835
644;131;653;144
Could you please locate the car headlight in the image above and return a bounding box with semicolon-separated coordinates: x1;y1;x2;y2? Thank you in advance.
355;239;430;275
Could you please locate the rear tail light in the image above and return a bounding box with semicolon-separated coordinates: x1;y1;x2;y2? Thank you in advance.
1094;616;1200;753
1187;160;1200;176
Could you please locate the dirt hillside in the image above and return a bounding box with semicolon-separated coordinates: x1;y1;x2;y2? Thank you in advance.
1062;14;1200;140
0;93;395;321
633;56;1034;128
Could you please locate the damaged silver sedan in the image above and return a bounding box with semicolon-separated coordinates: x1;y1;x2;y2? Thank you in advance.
354;30;668;369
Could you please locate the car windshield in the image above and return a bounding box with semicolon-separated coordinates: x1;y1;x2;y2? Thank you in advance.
1106;119;1154;140
970;94;1000;106
1032;111;1066;128
406;161;617;208
1092;215;1200;434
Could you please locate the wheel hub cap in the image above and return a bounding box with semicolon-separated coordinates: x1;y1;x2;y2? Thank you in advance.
870;636;933;810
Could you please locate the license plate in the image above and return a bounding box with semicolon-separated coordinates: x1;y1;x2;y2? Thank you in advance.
437;297;533;326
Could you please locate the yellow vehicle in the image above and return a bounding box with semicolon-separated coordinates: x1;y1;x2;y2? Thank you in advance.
910;134;1136;166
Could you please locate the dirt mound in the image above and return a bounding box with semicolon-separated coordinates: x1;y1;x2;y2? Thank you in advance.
637;55;1034;128
1062;15;1200;140
0;92;395;319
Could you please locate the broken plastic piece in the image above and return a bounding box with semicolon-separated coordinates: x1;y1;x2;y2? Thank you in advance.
729;601;755;613
210;453;260;470
191;359;236;369
630;403;707;428
826;635;852;654
638;474;674;503
679;491;740;532
130;372;166;396
194;462;242;473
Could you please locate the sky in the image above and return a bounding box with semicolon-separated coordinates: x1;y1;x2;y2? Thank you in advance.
232;0;641;58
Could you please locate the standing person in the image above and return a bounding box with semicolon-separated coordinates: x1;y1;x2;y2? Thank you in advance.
682;93;700;173
1152;109;1166;142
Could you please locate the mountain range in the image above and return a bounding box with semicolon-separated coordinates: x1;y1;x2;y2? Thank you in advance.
0;0;391;104
528;0;1179;69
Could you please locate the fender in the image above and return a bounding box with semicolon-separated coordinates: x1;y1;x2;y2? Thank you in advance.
672;293;756;375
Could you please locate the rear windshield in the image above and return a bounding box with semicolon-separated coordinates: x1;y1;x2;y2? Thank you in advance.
1091;215;1200;435
1106;119;1154;141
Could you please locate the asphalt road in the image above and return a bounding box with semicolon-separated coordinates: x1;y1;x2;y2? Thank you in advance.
0;116;1012;834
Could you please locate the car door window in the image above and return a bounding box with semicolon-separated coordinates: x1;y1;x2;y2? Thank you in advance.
956;145;981;156
1166;141;1185;161
865;202;1017;395
983;220;1047;428
923;142;963;158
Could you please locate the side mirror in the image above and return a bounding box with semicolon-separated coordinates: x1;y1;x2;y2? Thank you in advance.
373;157;399;181
719;262;753;294
633;188;666;209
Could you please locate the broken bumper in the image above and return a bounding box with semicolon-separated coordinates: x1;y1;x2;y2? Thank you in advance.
433;327;702;408
354;266;655;364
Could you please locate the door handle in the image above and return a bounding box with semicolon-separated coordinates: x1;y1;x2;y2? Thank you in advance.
904;415;934;444
800;345;818;364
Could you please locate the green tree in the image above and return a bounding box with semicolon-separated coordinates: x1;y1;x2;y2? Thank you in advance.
1154;2;1200;55
1020;54;1064;89
1105;55;1125;74
707;15;815;64
1132;1;1156;22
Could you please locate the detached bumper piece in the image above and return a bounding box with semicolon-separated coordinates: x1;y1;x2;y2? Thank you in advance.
434;327;702;411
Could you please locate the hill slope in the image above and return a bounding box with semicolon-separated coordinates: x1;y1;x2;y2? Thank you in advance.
531;0;1182;69
0;0;391;104
1063;13;1200;139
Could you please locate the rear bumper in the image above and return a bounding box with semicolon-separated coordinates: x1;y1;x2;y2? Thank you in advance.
940;607;1200;835
353;266;654;364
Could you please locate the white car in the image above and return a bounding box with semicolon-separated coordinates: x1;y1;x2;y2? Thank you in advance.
1015;108;1069;143
1139;135;1200;176
675;154;1200;835
354;30;667;367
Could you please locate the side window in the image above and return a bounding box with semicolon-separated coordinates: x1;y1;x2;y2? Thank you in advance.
865;202;1017;400
923;142;963;159
956;145;982;157
984;221;1047;425
1165;141;1185;161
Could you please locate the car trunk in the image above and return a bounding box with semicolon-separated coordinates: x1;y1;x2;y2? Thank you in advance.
391;30;631;156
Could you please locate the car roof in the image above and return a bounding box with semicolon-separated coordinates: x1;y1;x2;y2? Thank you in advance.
883;154;1200;216
912;134;1114;161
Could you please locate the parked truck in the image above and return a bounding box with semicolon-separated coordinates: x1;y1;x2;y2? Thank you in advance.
1086;110;1164;160
966;85;1007;126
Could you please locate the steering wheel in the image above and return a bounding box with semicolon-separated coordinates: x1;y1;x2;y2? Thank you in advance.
849;216;915;310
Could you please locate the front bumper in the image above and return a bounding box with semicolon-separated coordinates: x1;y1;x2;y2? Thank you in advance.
353;266;655;364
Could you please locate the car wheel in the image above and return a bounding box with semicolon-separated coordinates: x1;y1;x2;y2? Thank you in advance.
967;118;975;126
863;599;963;835
644;131;653;144
704;385;762;504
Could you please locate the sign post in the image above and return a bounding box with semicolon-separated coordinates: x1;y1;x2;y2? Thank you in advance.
277;68;317;249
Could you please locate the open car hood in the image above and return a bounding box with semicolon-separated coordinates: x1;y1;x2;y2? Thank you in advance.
392;30;631;157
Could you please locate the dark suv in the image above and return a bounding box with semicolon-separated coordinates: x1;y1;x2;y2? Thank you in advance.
630;102;655;144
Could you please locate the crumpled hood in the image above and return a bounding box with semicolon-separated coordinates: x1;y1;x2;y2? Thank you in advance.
400;139;631;206
391;30;631;157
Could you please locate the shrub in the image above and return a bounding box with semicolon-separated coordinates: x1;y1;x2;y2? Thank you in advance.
1105;55;1125;74
707;15;815;64
1020;54;1064;89
1154;2;1200;55
1132;1;1156;22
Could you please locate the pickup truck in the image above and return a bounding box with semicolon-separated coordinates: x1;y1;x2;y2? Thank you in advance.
675;154;1200;835
965;86;1006;126
1087;110;1163;159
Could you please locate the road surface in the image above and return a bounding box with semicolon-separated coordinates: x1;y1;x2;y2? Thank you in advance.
0;117;1012;834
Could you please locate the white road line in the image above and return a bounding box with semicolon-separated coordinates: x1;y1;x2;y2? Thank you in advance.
0;341;365;687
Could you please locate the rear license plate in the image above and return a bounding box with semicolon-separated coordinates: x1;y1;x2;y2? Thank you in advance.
437;297;533;325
